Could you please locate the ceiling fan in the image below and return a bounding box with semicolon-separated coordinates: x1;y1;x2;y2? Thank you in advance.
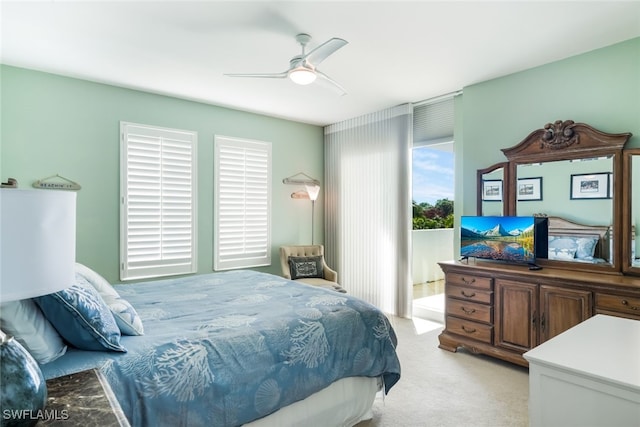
225;33;348;95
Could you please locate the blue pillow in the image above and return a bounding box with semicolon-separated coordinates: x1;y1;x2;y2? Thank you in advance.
574;237;598;259
548;235;599;260
75;263;144;336
35;277;126;352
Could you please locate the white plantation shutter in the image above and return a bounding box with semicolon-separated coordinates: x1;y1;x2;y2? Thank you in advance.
214;136;271;270
120;122;197;280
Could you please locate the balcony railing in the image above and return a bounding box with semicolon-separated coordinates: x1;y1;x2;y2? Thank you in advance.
412;228;453;284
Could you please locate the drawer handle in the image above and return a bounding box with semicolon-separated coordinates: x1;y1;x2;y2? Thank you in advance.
621;300;640;311
461;325;477;334
461;277;476;285
461;307;476;315
460;290;476;298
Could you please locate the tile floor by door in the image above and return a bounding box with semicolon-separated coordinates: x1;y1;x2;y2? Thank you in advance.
413;280;445;323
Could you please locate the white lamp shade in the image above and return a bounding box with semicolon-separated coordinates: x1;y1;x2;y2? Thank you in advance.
305;184;321;201
289;67;317;85
1;189;76;302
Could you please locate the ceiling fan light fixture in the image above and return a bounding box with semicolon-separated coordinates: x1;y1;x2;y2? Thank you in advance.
289;67;317;85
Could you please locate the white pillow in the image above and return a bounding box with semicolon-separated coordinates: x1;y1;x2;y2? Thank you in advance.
0;299;67;364
75;263;144;336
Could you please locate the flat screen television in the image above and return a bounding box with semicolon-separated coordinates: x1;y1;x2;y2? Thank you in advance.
460;216;548;265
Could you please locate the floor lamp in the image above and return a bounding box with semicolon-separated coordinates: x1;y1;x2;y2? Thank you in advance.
283;172;321;245
305;183;321;244
1;189;76;426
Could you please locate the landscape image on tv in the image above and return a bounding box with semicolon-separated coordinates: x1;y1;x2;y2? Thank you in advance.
460;216;535;263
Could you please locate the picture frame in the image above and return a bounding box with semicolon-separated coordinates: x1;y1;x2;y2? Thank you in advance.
517;177;543;201
570;172;610;200
482;179;503;201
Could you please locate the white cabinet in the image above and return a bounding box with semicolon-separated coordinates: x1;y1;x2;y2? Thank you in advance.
523;315;640;427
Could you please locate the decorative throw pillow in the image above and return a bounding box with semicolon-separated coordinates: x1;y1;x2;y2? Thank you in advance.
75;263;144;336
548;236;578;256
289;256;324;280
0;299;67;364
574;237;599;259
34;276;126;352
548;235;599;260
548;248;577;261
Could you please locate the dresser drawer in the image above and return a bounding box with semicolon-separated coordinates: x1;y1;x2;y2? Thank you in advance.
596;293;640;317
446;297;493;324
446;316;493;344
447;273;492;290
446;284;493;304
595;309;640;321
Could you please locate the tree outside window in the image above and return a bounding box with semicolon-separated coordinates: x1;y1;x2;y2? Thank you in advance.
412;145;454;230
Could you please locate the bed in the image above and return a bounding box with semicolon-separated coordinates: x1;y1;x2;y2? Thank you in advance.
29;268;400;427
544;216;612;264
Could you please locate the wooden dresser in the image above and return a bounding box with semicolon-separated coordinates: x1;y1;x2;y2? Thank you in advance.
438;260;640;367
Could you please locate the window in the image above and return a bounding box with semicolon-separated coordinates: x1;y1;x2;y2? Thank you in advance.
120;122;197;280
214;135;271;270
412;96;455;230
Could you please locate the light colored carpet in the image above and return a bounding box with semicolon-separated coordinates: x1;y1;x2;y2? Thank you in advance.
356;316;529;427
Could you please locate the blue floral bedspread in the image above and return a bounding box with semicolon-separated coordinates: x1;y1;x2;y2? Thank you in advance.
41;270;401;426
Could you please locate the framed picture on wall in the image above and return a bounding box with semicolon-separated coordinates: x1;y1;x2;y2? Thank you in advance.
570;172;610;199
517;177;543;201
482;179;503;201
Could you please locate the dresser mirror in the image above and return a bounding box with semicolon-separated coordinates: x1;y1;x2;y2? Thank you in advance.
516;156;614;267
476;162;507;216
474;120;632;274
623;149;640;275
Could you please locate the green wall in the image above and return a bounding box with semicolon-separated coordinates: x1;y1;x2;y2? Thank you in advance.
459;37;640;219
454;37;639;259
3;37;639;280
0;65;324;283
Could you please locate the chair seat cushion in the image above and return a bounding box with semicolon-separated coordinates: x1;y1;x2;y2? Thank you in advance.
296;277;347;293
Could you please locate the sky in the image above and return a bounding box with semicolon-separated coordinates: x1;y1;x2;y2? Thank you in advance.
412;146;454;205
460;215;534;233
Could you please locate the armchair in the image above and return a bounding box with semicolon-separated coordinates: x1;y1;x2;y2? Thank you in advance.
279;245;346;293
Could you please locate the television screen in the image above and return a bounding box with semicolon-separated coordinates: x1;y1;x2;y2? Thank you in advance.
460;216;546;264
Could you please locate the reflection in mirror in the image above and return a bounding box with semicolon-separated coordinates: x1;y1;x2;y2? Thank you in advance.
632;156;640;267
516;156;614;265
481;168;504;216
477;162;507;216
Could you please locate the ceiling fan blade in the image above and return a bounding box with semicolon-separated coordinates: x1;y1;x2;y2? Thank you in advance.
225;72;288;79
316;70;347;96
303;38;348;66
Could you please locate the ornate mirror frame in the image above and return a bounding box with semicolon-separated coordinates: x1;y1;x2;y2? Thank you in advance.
622;148;640;276
499;120;632;274
476;162;509;216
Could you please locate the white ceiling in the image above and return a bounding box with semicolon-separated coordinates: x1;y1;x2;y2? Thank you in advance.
2;1;640;126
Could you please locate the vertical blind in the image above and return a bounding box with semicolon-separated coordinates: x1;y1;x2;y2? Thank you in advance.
214;136;271;270
324;104;413;317
120;122;197;281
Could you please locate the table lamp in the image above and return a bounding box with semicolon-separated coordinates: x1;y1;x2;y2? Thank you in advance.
1;189;76;426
